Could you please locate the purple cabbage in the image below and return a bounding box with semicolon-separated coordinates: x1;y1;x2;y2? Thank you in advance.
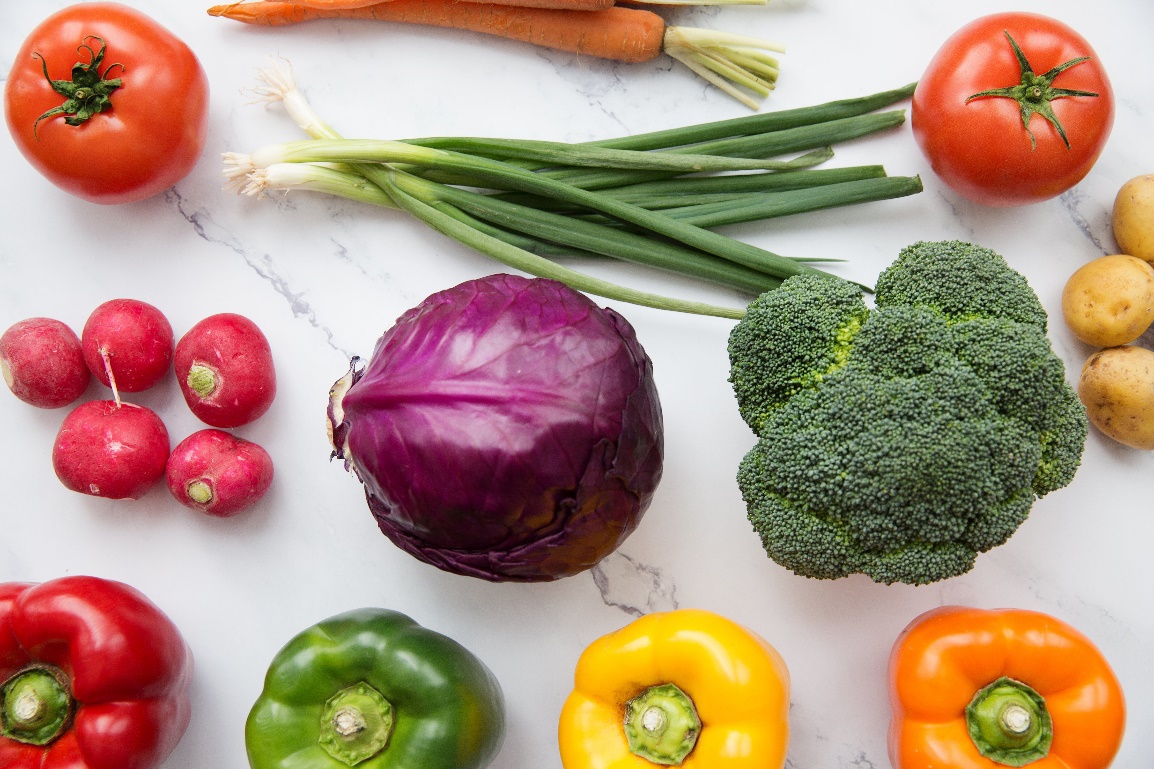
327;274;664;582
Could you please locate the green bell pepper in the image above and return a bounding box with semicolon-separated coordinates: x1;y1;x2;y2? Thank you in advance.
245;608;506;769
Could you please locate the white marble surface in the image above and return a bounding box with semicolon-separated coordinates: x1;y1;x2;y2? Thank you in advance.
1;0;1153;767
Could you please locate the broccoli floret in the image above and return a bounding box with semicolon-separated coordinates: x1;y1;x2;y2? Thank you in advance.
1033;385;1090;495
846;305;955;378
948;318;1089;495
729;240;1087;585
728;274;869;433
875;240;1050;329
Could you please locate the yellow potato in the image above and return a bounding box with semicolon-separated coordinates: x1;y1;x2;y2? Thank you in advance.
1078;345;1154;450
1113;174;1154;263
1061;254;1154;347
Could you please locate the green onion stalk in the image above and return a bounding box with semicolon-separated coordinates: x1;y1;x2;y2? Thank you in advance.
227;60;920;319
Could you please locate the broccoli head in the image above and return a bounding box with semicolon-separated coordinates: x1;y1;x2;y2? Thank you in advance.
728;240;1088;585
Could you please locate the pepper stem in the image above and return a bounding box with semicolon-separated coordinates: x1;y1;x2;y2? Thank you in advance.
0;666;74;746
965;676;1053;766
318;682;394;766
623;683;701;765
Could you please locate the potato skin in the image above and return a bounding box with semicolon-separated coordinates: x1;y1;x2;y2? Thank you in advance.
1078;345;1154;450
1062;254;1154;347
1113;174;1154;263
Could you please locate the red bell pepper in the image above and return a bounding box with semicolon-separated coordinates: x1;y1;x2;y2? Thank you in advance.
0;575;193;769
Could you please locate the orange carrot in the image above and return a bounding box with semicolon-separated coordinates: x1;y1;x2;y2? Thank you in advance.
208;0;665;61
209;0;784;109
256;0;381;7
457;0;616;10
268;0;617;11
210;2;316;25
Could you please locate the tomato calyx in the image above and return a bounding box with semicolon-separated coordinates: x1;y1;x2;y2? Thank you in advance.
31;36;124;139
965;30;1100;151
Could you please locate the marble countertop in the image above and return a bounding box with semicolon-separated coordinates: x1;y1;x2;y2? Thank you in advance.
2;0;1152;767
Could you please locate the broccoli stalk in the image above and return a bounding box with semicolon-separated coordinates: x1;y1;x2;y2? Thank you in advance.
728;240;1088;586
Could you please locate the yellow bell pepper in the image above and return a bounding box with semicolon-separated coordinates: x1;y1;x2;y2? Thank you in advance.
558;608;790;769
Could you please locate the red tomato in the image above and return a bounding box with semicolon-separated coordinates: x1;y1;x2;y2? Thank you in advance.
4;3;209;205
912;13;1114;207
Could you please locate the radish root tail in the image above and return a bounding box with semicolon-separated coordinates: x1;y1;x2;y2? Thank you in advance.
99;347;122;408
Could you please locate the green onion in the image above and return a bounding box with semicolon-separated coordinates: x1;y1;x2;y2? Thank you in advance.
491;166;888;213
249;163;780;295
588;82;916;150
575;175;925;229
391;170;783;295
600;166;888;201
244;163;397;208
411;82;918;167
497;172;919;224
384;136;828;173
232;137;834;282
229;60;921;319
378;173;748;320
415;147;835;190
535;111;908;190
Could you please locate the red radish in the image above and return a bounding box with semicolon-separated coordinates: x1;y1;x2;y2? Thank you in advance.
52;400;170;499
166;429;274;516
175;313;276;427
0;318;90;408
82;299;174;392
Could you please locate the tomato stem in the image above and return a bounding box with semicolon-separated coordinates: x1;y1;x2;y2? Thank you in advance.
32;35;124;139
964;30;1099;150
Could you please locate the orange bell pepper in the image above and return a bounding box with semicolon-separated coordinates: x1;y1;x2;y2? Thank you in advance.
558;608;790;769
888;606;1126;769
